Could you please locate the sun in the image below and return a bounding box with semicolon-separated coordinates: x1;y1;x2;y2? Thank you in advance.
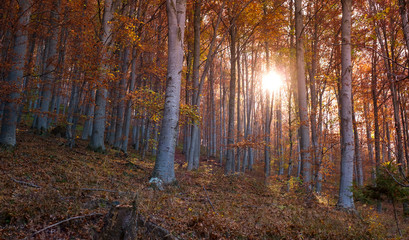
262;71;283;92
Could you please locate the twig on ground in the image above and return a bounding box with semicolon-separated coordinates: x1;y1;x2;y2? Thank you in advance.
25;213;103;239
80;188;127;194
2;171;41;188
5;173;41;188
126;160;146;171
203;186;217;214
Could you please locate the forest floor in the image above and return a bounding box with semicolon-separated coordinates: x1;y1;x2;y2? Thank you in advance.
0;126;408;239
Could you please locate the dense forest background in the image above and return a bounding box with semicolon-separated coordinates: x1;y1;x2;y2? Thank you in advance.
1;0;409;239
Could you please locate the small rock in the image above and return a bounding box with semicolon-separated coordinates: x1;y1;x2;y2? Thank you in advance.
149;178;164;191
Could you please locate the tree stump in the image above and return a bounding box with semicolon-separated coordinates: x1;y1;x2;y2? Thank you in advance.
97;205;138;240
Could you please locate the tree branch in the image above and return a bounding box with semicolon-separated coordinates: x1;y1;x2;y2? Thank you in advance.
25;213;103;239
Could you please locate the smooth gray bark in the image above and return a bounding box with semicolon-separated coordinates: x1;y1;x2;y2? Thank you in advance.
66;75;82;148
187;0;201;171
352;95;364;187
225;22;237;175
114;47;130;149
17;32;36;125
183;41;192;155
219;60;224;165
152;0;186;184
295;0;311;186
121;49;138;153
89;0;114;152
363;101;375;179
236;49;242;172
82;89;95;140
337;0;355;210
0;0;31;147
210;63;217;157
35;1;60;132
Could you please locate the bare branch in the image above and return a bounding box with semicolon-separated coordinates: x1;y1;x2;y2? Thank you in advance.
25;213;103;239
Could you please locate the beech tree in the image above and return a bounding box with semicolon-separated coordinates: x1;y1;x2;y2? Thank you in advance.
0;0;31;147
337;0;354;210
295;0;311;186
89;0;114;152
151;0;187;184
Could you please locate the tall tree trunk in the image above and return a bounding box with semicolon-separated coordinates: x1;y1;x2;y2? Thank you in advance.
225;20;237;175
82;88;95;140
264;42;273;179
236;47;242;172
295;0;311;186
121;49;138;153
371;40;381;178
89;0;114;152
352;95;364;187
308;1;320;190
17;32;36;125
66;72;83;148
210;61;217;157
187;0;201;171
183;40;192;155
287;0;295;179
114;47;130;148
35;1;60;132
152;0;186;184
399;0;409;51
219;57;224;165
0;0;31;147
363;101;375;180
337;0;354;209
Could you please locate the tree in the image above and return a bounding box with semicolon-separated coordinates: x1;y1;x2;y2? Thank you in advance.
33;0;60;132
89;0;114;152
151;0;187;184
295;0;311;186
0;0;31;147
187;0;202;171
337;0;354;210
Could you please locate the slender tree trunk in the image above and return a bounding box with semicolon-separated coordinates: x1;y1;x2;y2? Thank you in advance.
295;0;311;186
66;73;83;148
89;0;114;152
114;47;130;148
35;1;60;132
17;32;36;125
219;58;225;165
183;41;192;155
236;48;242;172
210;62;217;157
225;21;237;175
363;101;375;179
121;49;138;153
399;0;409;51
152;0;186;184
352;95;364;187
187;0;201;171
277;93;284;176
337;0;354;209
371;42;381;178
82;89;95;140
287;0;295;179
